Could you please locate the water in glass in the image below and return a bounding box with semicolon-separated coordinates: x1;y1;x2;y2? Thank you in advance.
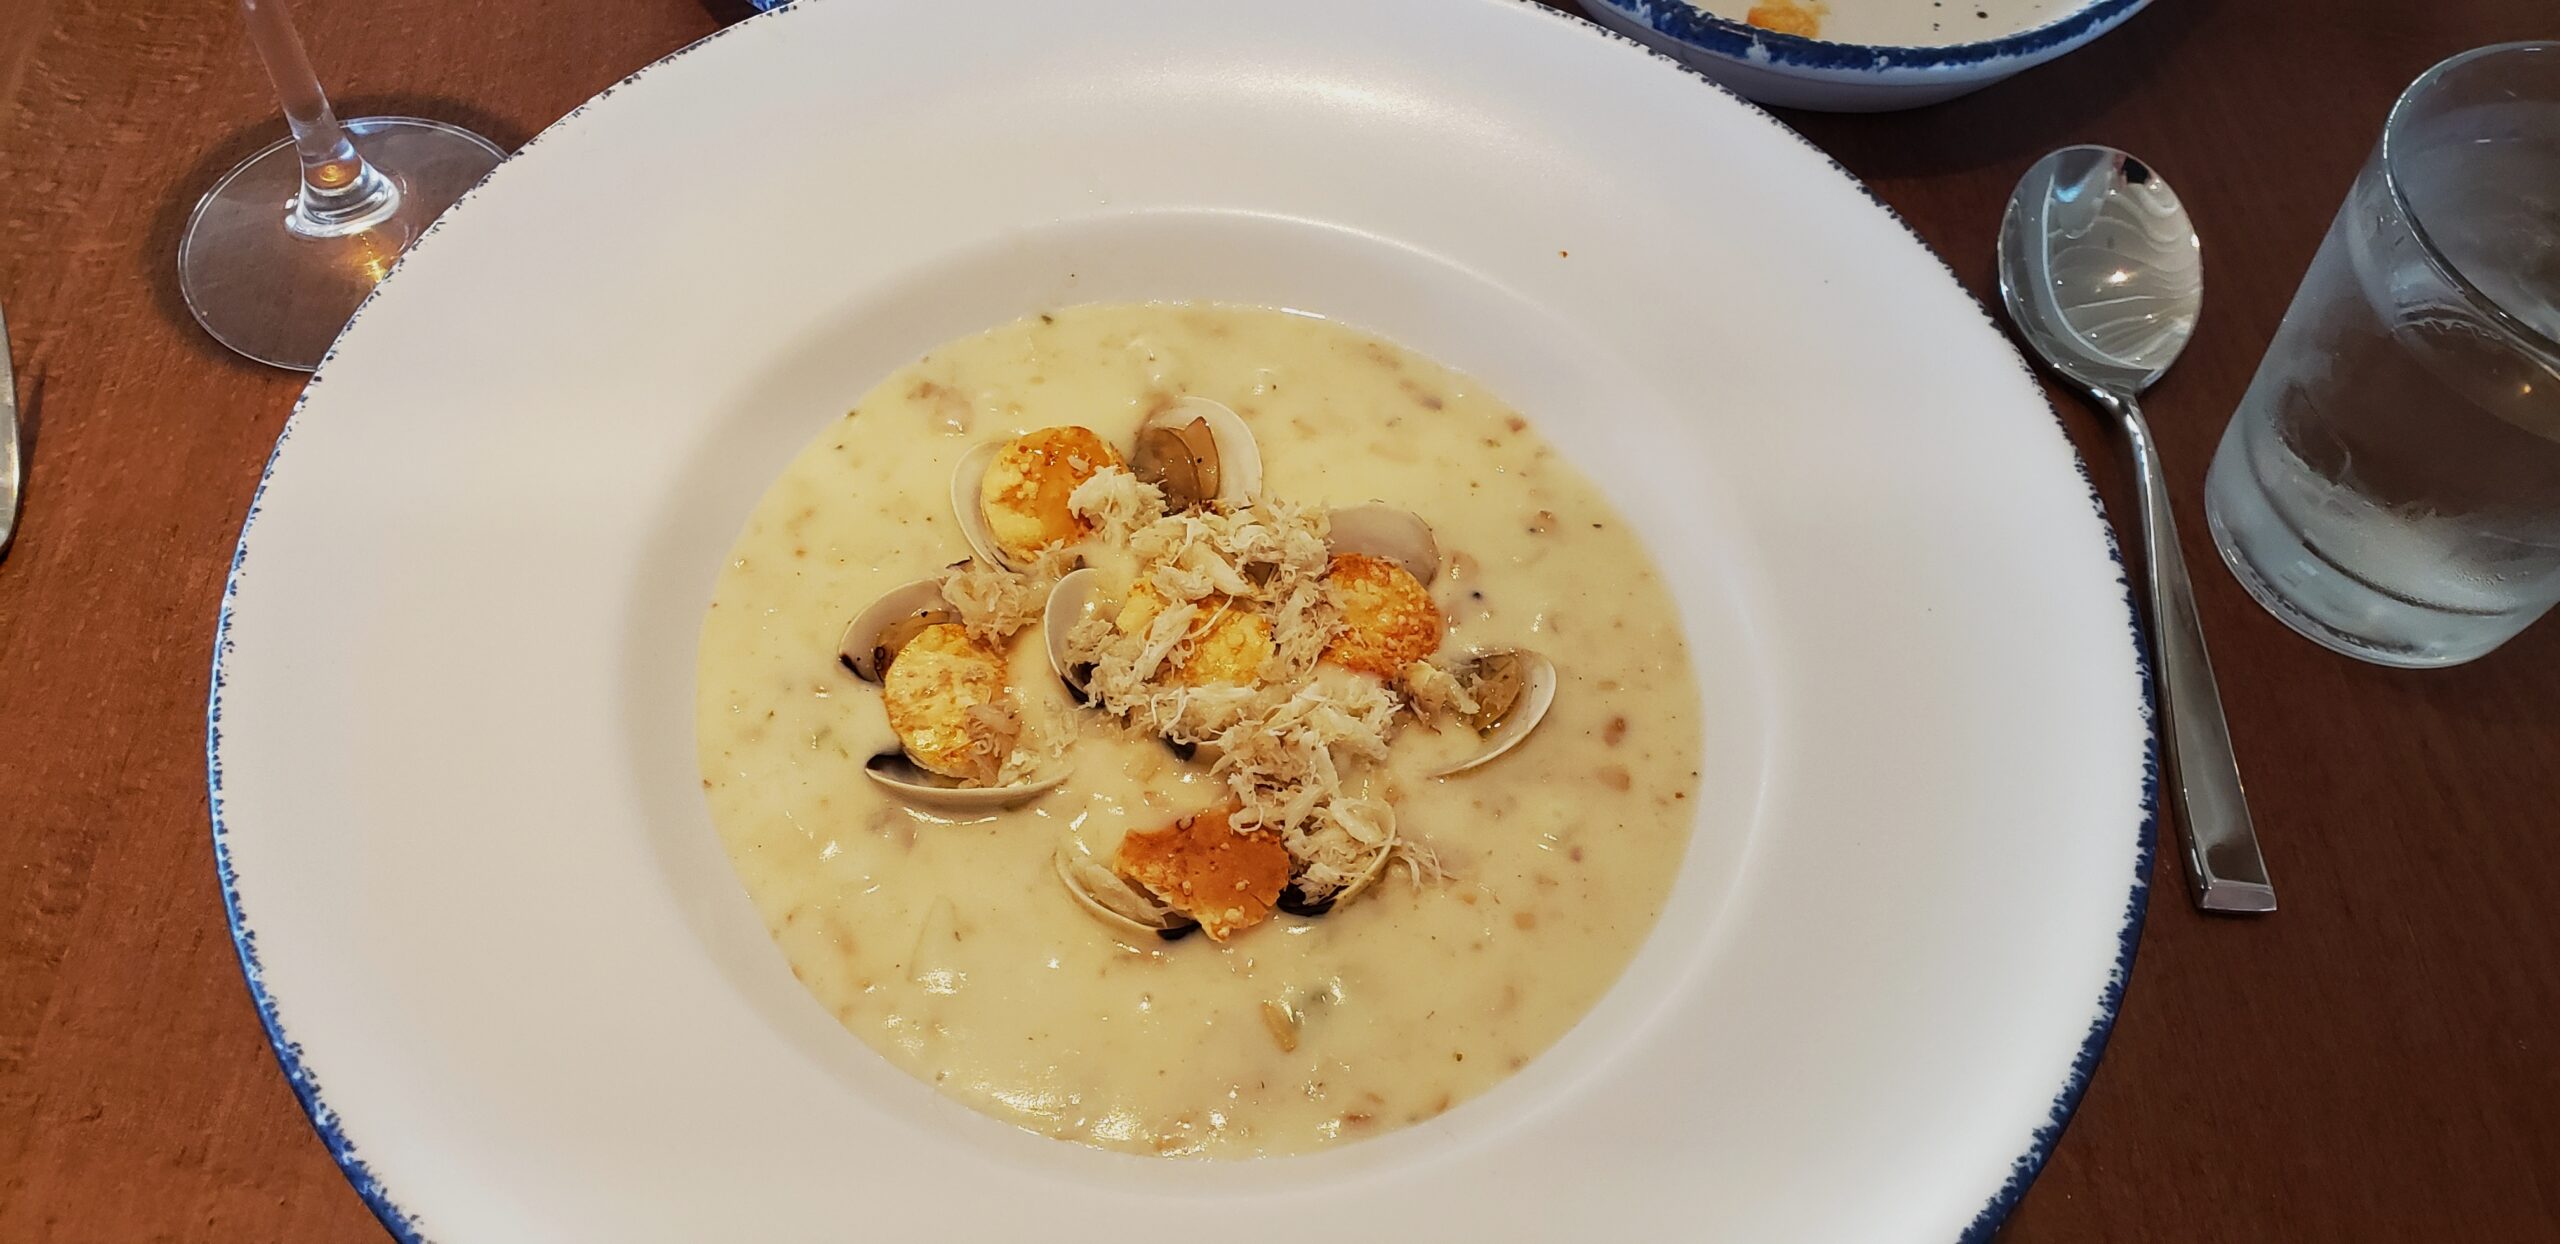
2208;54;2560;668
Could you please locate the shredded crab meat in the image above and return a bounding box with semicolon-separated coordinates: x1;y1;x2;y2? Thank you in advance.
1067;467;1167;546
1058;499;1443;902
956;701;1022;786
987;693;1073;786
937;548;1070;645
1152;541;1257;602
1131;601;1203;683
1265;579;1338;685
1210;675;1398;825
1283;796;1393;900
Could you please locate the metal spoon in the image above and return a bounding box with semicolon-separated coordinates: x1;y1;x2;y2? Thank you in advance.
1;299;20;562
1997;145;2275;914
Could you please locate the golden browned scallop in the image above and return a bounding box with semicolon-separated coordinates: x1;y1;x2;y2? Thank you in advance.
979;426;1122;563
1113;806;1290;941
1115;578;1174;634
1183;604;1274;686
1321;552;1442;676
881;622;1011;778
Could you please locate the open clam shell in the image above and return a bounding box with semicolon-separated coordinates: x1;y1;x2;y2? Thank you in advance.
1429;648;1557;777
1054;827;1194;937
1335;837;1397;904
1279;835;1398;918
1328;796;1401;907
1131;396;1261;511
866;751;1071;810
1276;794;1399;918
1325;503;1441;583
837;578;958;683
842;576;1074;807
947;440;1016;570
1043;566;1105;697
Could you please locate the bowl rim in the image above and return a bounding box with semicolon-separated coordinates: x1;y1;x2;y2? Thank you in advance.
1583;0;2150;72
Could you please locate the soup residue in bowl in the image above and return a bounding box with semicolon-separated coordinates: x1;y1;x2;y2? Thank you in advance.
1719;0;2083;45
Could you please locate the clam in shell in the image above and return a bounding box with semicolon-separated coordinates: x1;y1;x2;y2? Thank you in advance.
837;578;958;683
1042;566;1105;698
1429;648;1557;777
1130;396;1262;511
864;751;1071;810
1276;833;1399;918
838;577;1069;809
948;439;1015;570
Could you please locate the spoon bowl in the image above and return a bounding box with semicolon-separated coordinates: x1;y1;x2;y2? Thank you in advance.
1998;145;2203;399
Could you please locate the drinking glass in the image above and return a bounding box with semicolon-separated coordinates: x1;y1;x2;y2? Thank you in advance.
178;0;506;371
2204;42;2560;668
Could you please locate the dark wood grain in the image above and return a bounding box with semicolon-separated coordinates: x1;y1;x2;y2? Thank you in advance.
1;1;2553;1240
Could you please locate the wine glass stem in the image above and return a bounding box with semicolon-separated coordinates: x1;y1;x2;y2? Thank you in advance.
240;0;400;238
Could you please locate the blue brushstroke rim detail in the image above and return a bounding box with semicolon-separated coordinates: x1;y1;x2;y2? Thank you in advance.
1583;0;2150;73
211;419;430;1242
204;2;2152;1240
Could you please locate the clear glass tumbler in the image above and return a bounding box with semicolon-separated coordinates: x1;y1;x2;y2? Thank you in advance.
2205;42;2560;668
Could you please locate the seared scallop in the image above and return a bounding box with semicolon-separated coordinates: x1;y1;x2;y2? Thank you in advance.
976;426;1122;564
1183;604;1275;686
880;622;1012;779
1321;553;1442;676
1112;805;1291;942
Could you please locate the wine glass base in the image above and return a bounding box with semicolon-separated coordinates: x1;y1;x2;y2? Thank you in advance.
179;117;505;372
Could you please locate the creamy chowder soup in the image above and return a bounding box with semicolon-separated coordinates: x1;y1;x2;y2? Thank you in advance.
696;303;1703;1156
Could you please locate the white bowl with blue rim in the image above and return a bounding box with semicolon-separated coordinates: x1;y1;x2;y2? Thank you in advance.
1576;0;2153;111
209;0;2153;1237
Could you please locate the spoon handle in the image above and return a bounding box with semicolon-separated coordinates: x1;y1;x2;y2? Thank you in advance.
0;300;18;562
2111;391;2275;913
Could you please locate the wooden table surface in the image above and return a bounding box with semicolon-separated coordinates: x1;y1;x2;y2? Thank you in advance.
3;0;2555;1239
